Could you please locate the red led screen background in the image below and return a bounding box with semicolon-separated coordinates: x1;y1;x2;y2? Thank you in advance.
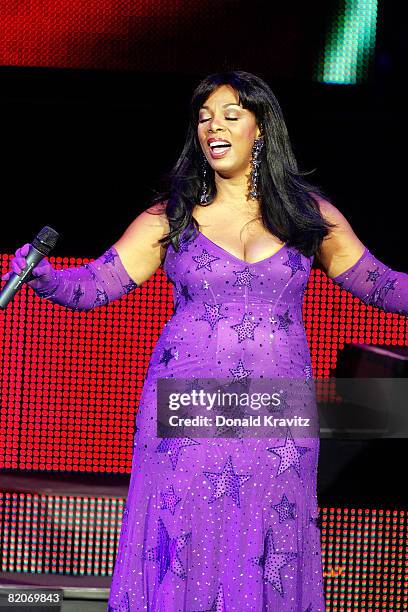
0;0;325;76
1;252;407;474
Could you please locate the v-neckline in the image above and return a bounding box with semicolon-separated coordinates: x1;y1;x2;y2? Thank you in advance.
197;229;287;266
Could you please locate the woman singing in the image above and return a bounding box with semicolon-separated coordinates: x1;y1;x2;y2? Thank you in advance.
4;71;408;611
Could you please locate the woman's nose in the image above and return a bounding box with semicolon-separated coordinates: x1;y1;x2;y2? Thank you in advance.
208;116;226;132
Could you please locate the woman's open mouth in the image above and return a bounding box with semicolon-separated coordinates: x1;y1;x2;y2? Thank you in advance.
208;139;231;159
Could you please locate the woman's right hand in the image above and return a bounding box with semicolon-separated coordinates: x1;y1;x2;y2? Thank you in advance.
1;243;56;290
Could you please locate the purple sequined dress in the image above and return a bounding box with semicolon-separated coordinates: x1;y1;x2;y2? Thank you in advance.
107;224;325;611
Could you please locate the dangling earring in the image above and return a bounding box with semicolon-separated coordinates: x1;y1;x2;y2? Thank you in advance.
248;136;264;200
200;155;211;204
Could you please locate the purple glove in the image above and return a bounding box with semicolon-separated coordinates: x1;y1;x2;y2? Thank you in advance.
2;243;137;311
332;246;408;316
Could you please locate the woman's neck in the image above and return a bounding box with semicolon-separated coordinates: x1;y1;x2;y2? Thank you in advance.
211;172;260;212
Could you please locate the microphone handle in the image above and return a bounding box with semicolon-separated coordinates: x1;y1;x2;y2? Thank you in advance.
0;245;45;309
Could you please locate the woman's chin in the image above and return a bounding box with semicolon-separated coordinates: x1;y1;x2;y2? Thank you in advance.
211;162;249;179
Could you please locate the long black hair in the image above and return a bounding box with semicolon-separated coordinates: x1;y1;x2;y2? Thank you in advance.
148;70;337;258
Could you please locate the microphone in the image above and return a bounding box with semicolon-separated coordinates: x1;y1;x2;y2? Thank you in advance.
0;226;60;310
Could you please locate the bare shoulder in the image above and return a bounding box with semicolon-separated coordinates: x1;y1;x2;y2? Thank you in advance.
310;194;366;278
310;193;346;225
112;201;171;286
131;201;170;232
115;201;170;244
145;201;171;228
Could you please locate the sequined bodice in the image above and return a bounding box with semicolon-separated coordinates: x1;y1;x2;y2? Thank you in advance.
154;224;315;381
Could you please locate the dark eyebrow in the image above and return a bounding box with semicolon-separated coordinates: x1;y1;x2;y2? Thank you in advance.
199;103;243;110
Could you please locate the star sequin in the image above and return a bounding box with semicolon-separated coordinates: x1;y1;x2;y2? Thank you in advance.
160;484;182;515
159;347;177;367
214;422;245;440
229;359;253;384
266;388;288;414
123;279;138;293
203;455;252;507
83;263;96;278
303;364;313;380
250;526;297;596
173;296;180;315
180;281;194;304
272;493;297;523
197;302;227;331
107;591;130;611
103;248;117;265
93;287;109;307
267;428;311;477
277;308;294;334
192;249;221;272
230;313;260;343
177;234;192;254
183;378;203;394
383;278;397;293
283;251;306;277
368;277;397;308
232;267;258;290
156;437;200;470
143;517;191;583
193;583;227;612
121;505;129;533
367;267;381;283
72;284;84;307
310;515;320;529
368;287;382;306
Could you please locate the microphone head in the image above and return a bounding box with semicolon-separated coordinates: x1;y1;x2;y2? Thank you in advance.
32;226;60;255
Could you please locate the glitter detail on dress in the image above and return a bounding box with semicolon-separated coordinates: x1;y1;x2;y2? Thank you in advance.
107;223;326;611
250;527;298;597
142;517;192;583
107;591;130;611
332;246;408;315
267;427;311;478
160;485;182;515
203;455;252;507
33;245;138;311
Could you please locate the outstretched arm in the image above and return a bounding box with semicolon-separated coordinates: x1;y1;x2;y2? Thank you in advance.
315;198;408;316
4;204;170;311
32;246;138;310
